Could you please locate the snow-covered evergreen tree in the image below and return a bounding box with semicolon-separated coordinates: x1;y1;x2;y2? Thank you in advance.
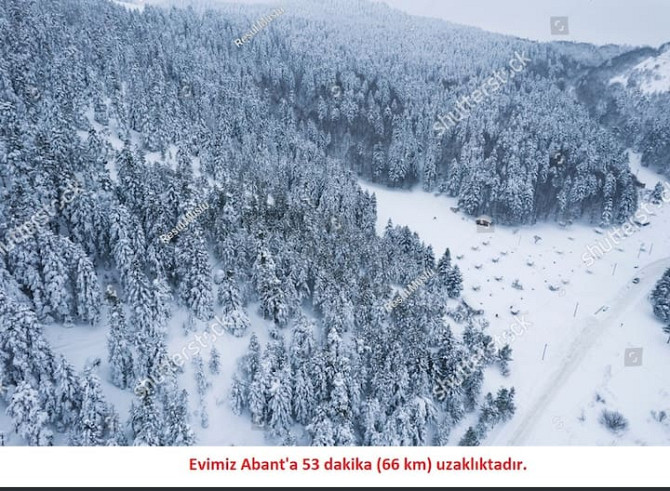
105;286;134;389
7;382;53;446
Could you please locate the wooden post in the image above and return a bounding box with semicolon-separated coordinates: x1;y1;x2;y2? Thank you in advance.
542;343;548;361
573;302;579;317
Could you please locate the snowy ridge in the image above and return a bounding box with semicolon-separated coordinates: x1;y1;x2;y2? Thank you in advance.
609;46;670;94
111;0;145;12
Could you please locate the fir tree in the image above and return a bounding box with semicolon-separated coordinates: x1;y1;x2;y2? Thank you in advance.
7;382;53;446
209;347;221;375
458;426;480;446
446;265;463;298
130;392;164;446
70;368;114;446
105;286;134;389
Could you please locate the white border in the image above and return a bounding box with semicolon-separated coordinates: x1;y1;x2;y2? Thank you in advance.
0;446;665;487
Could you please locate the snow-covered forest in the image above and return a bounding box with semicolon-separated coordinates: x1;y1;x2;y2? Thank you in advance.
0;0;668;446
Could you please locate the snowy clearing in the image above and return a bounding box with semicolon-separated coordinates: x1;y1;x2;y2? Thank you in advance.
362;152;670;445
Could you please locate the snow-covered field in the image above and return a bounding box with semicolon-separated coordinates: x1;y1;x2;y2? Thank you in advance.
362;152;670;445
42;302;271;445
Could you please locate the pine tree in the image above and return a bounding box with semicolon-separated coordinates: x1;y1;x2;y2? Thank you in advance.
307;408;335;446
494;387;516;423
476;392;498;436
209;347;221;375
70;368;113;446
104;411;128;446
237;334;261;384
163;388;196;446
177;234;213;321
252;249;289;325
361;399;385;446
446;265;463;298
105;287;134;389
7;382;53;446
268;367;293;438
458;426;480;446
437;248;452;282
248;373;267;427
292;366;315;425
193;356;209;429
39;232;73;322
651;269;670;323
433;413;455;446
230;373;247;416
130;392;164;446
194;356;208;398
497;345;513;376
73;254;101;324
53;355;82;430
651;182;664;204
216;274;250;337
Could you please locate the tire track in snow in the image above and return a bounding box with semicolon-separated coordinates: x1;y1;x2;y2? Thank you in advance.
508;257;670;445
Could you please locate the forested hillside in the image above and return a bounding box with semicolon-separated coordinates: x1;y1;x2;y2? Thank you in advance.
576;43;670;178
0;0;651;446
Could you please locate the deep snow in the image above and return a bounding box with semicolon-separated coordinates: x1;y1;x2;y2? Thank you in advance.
362;151;670;445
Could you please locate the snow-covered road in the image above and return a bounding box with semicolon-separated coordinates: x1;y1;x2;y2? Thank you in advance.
508;256;670;444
